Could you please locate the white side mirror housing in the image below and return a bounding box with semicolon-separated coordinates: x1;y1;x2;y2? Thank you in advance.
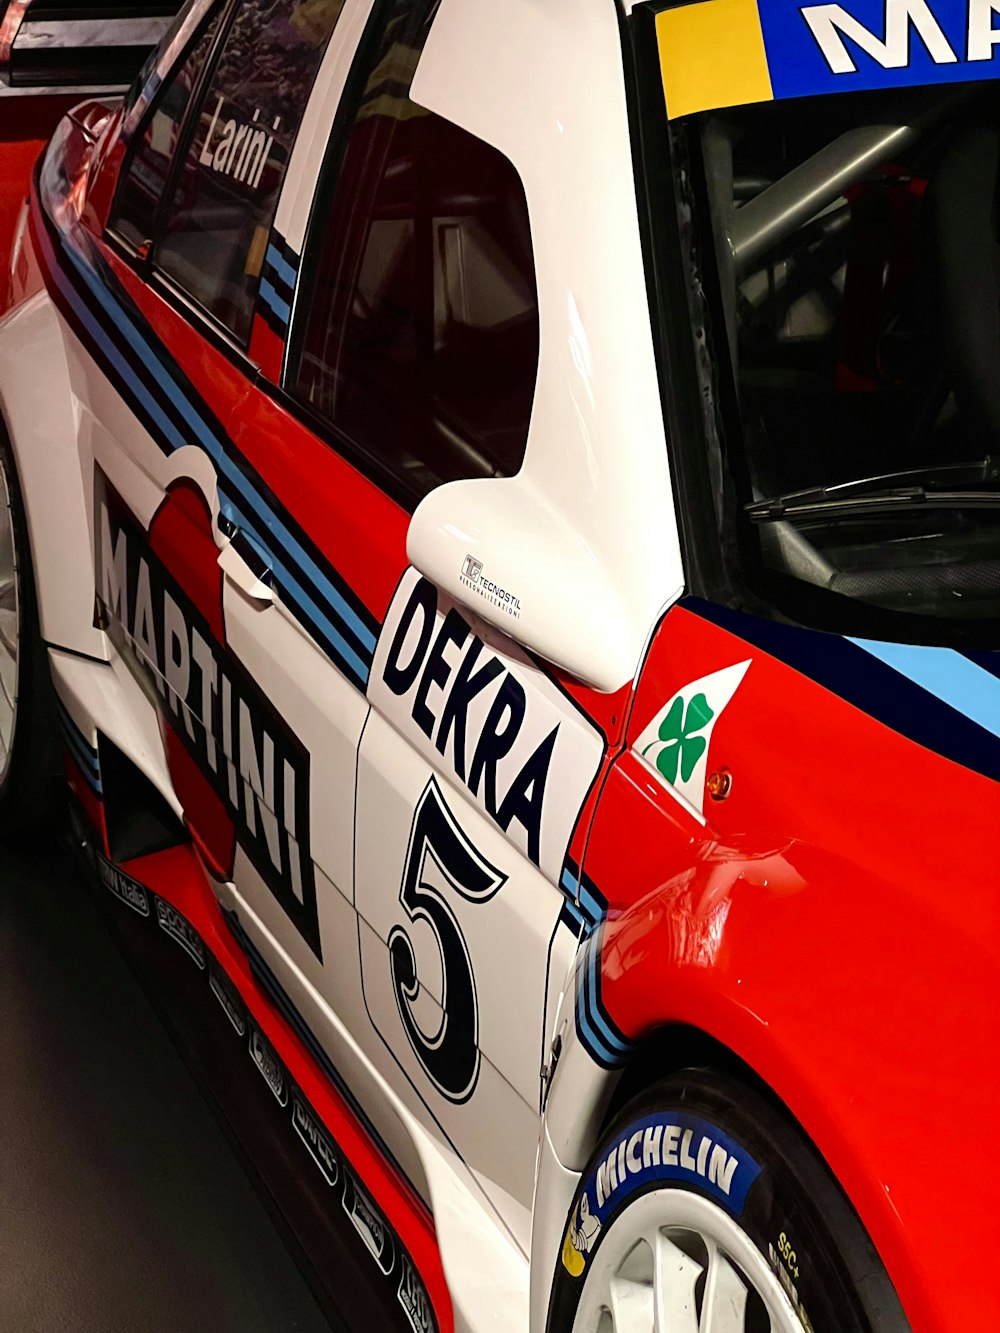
407;476;641;693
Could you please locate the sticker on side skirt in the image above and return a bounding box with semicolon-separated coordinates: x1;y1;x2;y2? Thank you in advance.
248;1023;288;1106
155;897;206;968
561;1113;762;1278
94;853;150;917
343;1173;395;1274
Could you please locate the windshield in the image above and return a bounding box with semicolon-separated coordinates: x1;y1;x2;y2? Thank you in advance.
644;45;1000;636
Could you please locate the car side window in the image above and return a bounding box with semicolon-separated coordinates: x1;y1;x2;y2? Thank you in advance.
287;0;540;504
152;0;347;344
111;5;225;254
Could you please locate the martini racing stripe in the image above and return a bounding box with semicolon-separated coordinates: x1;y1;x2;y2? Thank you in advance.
258;234;298;338
33;146;379;692
55;695;102;794
686;597;1000;786
575;924;636;1070
558;857;605;937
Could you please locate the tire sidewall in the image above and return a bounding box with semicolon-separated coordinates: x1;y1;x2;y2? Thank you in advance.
547;1069;909;1333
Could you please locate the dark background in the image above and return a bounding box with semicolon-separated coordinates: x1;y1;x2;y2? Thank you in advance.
0;849;331;1333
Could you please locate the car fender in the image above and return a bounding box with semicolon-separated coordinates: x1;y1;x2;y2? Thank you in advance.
0;286;108;660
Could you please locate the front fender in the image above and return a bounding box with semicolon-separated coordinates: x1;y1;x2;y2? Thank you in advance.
564;602;1000;1333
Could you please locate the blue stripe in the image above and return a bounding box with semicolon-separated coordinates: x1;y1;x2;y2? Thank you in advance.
560;899;585;932
264;243;297;290
220;495;371;685
575;957;625;1068
586;943;631;1054
55;697;100;770
849;640;1000;742
54;265;187;453
58;721;103;793
578;882;605;928
560;866;578;897
63;241;215;450
258;278;290;326
61;233;378;672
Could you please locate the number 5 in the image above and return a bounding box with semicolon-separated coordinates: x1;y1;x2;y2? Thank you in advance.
388;778;506;1104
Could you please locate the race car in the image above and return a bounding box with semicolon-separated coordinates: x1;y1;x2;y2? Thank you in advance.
0;0;998;1328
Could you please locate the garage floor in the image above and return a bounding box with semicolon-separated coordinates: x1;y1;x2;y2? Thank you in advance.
0;848;333;1333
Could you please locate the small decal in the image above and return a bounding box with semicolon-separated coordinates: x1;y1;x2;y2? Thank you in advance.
768;1239;816;1332
155;898;206;968
397;1252;435;1333
95;855;150;917
292;1092;339;1187
343;1174;395;1274
563;1112;762;1278
633;661;751;821
248;1023;288;1106
459;555;520;619
209;964;246;1036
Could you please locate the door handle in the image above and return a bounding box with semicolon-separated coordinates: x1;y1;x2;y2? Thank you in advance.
218;529;273;604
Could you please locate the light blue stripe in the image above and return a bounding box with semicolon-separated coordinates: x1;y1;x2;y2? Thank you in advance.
67;237;377;664
220;496;371;685
849;639;1000;741
578;883;604;926
258;278;290;325
264;243;297;290
59;723;103;791
586;944;631;1053
577;960;625;1066
55;697;100;768
217;464;377;654
61;722;101;780
561;866;578;896
59;271;187;452
65;242;213;449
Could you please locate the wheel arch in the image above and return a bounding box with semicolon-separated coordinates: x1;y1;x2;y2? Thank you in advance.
0;291;108;660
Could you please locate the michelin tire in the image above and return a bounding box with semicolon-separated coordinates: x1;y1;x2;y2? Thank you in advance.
547;1068;909;1333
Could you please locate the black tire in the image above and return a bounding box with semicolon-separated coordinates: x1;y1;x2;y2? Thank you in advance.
547;1068;910;1333
0;429;59;848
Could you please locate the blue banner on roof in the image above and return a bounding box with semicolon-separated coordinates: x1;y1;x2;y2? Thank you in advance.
655;0;1000;120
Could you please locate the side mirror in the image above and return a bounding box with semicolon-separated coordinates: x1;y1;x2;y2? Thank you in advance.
406;476;640;693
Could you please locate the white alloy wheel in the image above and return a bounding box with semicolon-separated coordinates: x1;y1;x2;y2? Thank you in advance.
0;455;19;784
572;1190;804;1333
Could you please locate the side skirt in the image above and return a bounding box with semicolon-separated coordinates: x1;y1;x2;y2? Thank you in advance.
68;801;448;1333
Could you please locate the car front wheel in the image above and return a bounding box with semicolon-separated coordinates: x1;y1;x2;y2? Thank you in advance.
547;1069;909;1333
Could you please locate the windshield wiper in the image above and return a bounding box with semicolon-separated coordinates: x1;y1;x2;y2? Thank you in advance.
746;458;1000;522
747;486;1000;522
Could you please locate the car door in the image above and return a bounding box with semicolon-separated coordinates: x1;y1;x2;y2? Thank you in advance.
262;0;619;1250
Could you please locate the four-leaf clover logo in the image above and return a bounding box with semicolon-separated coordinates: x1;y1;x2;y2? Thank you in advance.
643;692;714;786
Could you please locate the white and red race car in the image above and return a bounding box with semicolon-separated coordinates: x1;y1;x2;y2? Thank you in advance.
1;0;998;1329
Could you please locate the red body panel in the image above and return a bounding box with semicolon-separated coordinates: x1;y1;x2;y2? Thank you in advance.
586;604;1000;1333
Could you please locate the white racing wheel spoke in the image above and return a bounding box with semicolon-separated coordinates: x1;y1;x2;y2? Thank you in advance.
572;1190;803;1333
653;1231;701;1332
701;1240;751;1333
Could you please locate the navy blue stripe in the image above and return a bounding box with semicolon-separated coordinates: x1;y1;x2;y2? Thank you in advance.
685;597;1000;786
962;650;1000;685
36;169;380;690
54;696;99;766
